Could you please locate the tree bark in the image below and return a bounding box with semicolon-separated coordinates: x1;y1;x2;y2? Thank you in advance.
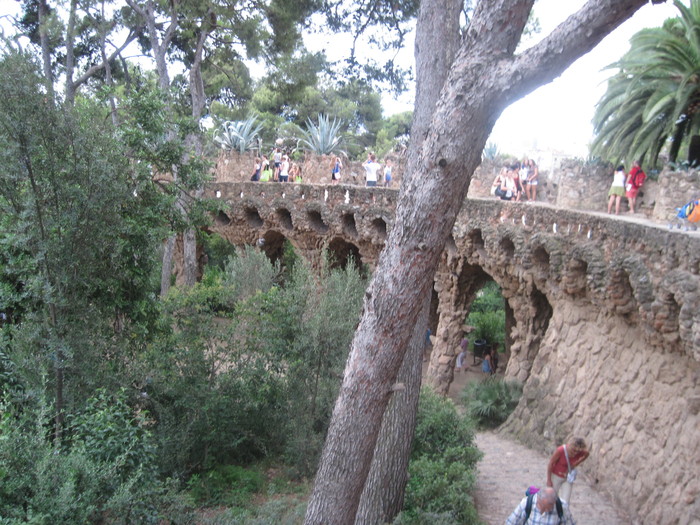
160;234;176;298
354;298;429;524
37;0;54;100
351;3;463;522
304;1;650;523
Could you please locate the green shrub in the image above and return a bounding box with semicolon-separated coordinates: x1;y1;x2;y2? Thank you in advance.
0;399;176;524
412;389;478;462
466;282;505;346
398;389;482;525
461;377;523;428
188;465;265;506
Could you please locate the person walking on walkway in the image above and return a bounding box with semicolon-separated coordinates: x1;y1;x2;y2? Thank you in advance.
547;437;589;504
607;165;626;215
506;487;575;524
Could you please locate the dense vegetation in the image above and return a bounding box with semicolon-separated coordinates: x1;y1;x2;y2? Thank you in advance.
466;281;506;349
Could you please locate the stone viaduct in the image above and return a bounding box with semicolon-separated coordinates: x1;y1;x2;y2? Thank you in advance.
204;181;700;525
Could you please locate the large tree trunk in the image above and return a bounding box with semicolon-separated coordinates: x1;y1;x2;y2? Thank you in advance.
354;299;429;524
304;1;650;523
352;3;463;522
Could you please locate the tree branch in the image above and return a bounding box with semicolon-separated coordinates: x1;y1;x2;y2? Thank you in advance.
507;0;652;104
71;31;138;91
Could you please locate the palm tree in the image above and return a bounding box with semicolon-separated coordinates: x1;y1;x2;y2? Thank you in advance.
592;0;700;167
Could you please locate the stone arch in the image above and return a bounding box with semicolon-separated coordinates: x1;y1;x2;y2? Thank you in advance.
275;207;293;230
371;217;387;240
342;213;358;239
215;210;231;226
526;286;553;360
259;230;288;265
468;228;485;254
563;257;588;298
245;206;264;228
607;266;638;320
327;236;363;272
307;209;329;233
499;235;516;260
532;244;550;273
428;255;497;394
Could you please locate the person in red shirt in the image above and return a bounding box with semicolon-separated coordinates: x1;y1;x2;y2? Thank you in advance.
546;437;590;503
626;160;646;214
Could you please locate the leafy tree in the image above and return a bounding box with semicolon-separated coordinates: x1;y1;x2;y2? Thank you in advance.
375;111;413;157
0;50;178;439
592;0;700;167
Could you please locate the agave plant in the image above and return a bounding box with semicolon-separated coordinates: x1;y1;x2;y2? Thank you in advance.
482;142;499;160
214;116;263;153
298;114;345;155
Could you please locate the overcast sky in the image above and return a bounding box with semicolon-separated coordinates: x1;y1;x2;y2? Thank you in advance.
485;0;680;158
0;1;681;158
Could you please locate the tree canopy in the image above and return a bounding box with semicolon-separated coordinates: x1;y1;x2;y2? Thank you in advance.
592;0;699;167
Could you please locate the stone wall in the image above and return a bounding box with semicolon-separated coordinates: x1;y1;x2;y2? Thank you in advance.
212;150;407;186
427;200;700;525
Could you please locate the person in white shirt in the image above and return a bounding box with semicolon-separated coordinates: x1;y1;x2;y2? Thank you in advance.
279;155;290;183
364;153;381;187
383;159;393;187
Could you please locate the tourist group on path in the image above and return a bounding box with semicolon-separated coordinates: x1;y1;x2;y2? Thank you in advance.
505;437;590;524
250;148;303;183
491;158;539;202
250;148;393;187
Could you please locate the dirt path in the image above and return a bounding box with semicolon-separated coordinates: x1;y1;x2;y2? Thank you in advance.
472;431;633;524
431;356;632;524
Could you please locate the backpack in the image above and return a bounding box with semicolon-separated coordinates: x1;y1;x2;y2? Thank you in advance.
524;487;563;524
631;168;646;188
677;200;700;222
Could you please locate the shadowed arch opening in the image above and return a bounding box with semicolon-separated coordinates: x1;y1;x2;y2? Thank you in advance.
658;291;681;347
532;245;550;273
525;286;553;362
371;217;387;240
500;237;515;259
276;208;293;230
215;210;231;226
327;237;362;272
245;207;264;228
342;213;358;238
307;210;329;233
445;235;457;257
564;258;588;297
259;230;287;265
609;267;638;320
468;228;484;252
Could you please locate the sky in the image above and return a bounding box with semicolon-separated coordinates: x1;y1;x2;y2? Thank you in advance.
486;0;680;158
0;1;681;159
